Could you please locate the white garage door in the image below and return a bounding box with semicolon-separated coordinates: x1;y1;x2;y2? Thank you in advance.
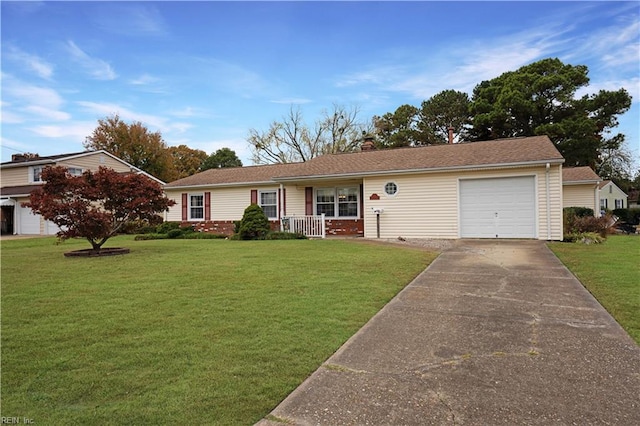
460;176;536;239
19;206;41;235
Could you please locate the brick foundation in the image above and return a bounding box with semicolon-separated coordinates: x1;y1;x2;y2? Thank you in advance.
325;219;364;237
180;219;363;237
180;220;281;236
181;220;236;235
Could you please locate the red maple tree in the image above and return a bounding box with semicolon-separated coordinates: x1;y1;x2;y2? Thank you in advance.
24;166;175;252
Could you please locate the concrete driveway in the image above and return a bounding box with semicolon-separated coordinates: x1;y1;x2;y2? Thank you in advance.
257;240;640;425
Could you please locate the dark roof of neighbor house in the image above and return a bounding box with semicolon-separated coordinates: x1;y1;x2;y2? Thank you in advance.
0;184;42;197
166;136;564;188
0;151;89;167
598;180;628;196
562;166;601;183
598;180;612;189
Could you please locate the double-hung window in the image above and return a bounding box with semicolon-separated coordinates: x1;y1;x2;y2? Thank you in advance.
259;190;278;219
316;188;335;216
67;167;83;176
316;187;358;218
600;199;608;210
189;194;204;220
615;199;623;209
30;166;43;183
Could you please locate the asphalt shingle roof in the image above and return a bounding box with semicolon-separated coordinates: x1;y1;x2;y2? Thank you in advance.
166;136;564;188
562;166;601;183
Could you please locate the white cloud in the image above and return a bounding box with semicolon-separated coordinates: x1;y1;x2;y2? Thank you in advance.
1;76;70;121
23;106;71;121
94;4;167;36
29;121;96;140
77;101;193;135
575;77;640;105
4;44;54;79
4;81;64;110
0;136;31;151
129;73;161;85
65;40;117;80
1;101;25;124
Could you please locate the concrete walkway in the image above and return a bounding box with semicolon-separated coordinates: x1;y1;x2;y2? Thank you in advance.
257;240;640;425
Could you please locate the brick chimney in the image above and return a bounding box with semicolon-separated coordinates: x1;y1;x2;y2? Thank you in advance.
447;127;454;144
11;153;39;162
361;133;376;151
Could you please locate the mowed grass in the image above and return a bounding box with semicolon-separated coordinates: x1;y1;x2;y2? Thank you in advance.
1;236;436;425
549;235;640;344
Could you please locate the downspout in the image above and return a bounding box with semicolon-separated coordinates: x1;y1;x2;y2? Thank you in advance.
545;163;551;240
595;182;601;218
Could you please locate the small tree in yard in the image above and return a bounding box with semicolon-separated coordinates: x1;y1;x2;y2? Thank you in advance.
24;166;175;253
238;204;271;240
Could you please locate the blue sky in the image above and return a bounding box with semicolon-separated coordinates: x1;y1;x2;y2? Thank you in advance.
2;1;639;168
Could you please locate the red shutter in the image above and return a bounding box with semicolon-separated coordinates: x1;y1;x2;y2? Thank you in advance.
251;189;258;204
305;187;313;215
204;192;211;221
181;193;188;221
277;188;281;219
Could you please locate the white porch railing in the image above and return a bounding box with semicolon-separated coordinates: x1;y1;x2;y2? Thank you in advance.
281;214;326;238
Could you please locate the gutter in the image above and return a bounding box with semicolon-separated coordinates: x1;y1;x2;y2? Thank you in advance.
164;180;279;191
273;159;565;183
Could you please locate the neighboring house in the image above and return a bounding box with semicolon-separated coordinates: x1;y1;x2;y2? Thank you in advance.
628;190;639;209
0;150;164;235
164;136;566;240
562;166;601;217
598;180;628;211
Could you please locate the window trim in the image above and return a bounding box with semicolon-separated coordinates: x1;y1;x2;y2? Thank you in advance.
67;167;84;176
258;189;278;219
615;199;624;209
188;193;205;221
384;181;398;197
29;166;44;183
315;186;359;219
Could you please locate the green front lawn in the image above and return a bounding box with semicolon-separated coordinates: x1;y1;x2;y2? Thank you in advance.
1;236;436;425
549;235;640;344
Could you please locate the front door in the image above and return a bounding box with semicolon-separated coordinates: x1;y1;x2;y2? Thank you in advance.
1;206;15;235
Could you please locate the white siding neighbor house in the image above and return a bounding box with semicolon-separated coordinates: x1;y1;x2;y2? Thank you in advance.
598;180;628;212
164;136;566;240
0;151;163;235
562;167;602;216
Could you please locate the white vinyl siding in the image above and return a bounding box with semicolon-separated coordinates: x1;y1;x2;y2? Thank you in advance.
363;166;562;241
165;191;183;222
285;185;307;215
165;186;281;222
563;184;598;213
598;182;627;212
58;153;131;173
364;173;459;239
